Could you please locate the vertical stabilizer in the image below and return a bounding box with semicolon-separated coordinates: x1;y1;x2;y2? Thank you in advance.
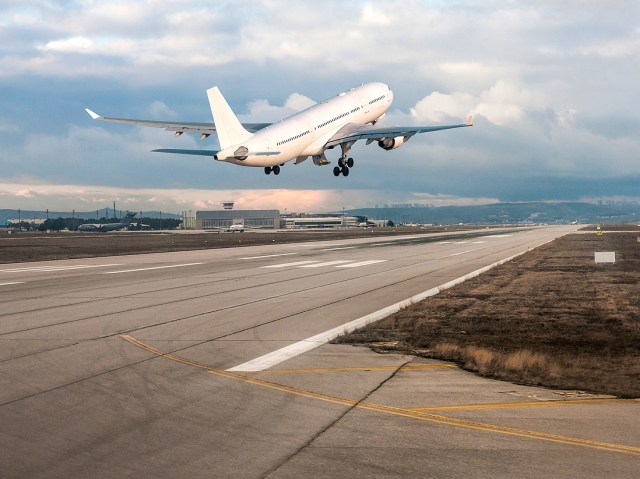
206;87;252;149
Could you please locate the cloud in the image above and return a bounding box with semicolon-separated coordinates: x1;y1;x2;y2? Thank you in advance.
241;93;316;121
410;81;546;126
1;1;639;211
148;101;176;118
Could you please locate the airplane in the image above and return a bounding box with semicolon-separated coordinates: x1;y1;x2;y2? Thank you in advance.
227;224;245;232
85;82;472;178
78;212;137;232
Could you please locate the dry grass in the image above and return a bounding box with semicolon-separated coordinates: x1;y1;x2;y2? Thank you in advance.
337;230;640;397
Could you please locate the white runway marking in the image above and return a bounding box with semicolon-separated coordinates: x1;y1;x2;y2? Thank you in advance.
472;241;487;244
261;261;319;268
335;260;387;268
0;264;122;274
240;253;297;260
261;259;386;269
285;243;342;248
103;263;204;274
448;250;475;257
299;260;353;268
321;246;356;251
0;282;25;286
228;249;537;372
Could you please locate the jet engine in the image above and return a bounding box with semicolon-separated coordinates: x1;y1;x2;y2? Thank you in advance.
378;136;406;150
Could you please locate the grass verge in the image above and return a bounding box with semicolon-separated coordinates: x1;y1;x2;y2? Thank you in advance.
336;229;640;397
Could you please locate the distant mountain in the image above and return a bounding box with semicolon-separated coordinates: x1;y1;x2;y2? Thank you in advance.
0;209;182;222
345;202;640;225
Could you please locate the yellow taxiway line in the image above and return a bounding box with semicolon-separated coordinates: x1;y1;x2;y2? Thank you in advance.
408;398;636;413
254;364;456;374
121;335;640;456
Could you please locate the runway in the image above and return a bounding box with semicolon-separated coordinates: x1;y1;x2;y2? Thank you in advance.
1;225;638;478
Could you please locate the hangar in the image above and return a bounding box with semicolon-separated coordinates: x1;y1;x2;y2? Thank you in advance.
196;210;280;230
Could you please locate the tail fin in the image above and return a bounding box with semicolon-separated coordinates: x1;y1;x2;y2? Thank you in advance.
206;86;253;149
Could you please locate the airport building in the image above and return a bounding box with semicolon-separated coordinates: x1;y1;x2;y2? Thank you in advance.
281;215;358;229
195;209;384;230
196;210;280;230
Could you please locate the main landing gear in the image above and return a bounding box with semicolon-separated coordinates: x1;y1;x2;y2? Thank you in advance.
333;141;356;177
333;157;354;177
264;165;281;175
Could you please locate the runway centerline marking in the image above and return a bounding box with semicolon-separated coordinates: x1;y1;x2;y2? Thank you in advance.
103;263;204;274
335;260;387;268
299;260;353;268
240;253;297;260
448;249;474;257
1;263;122;274
322;246;356;251
0;282;25;286
120;335;640;457
261;260;319;268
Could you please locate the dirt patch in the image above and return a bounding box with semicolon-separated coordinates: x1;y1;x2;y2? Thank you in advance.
337;230;640;397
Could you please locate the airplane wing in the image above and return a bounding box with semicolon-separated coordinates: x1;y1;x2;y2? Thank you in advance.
84;109;270;135
151;148;281;158
325;116;473;148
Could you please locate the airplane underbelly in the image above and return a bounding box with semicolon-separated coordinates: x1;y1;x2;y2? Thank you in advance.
225;150;290;167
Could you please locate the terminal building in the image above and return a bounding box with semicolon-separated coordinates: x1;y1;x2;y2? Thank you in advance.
281;215;358;229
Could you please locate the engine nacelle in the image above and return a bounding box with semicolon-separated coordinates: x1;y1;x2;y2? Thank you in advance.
378;136;406;151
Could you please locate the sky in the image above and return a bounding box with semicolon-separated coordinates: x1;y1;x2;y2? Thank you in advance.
1;0;639;214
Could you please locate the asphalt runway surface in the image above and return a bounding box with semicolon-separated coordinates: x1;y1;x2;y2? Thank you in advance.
1;226;639;478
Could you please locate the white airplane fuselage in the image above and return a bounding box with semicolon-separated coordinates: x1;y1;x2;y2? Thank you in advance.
220;82;392;167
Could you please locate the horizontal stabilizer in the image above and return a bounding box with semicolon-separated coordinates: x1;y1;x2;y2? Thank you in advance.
153;149;219;157
152;149;281;158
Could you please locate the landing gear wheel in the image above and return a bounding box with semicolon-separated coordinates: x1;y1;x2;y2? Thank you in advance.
346;157;354;168
341;166;350;177
333;166;341;176
338;158;345;168
272;165;281;175
264;166;272;175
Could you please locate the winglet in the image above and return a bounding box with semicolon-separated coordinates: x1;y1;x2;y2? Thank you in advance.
85;108;102;120
466;115;473;127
